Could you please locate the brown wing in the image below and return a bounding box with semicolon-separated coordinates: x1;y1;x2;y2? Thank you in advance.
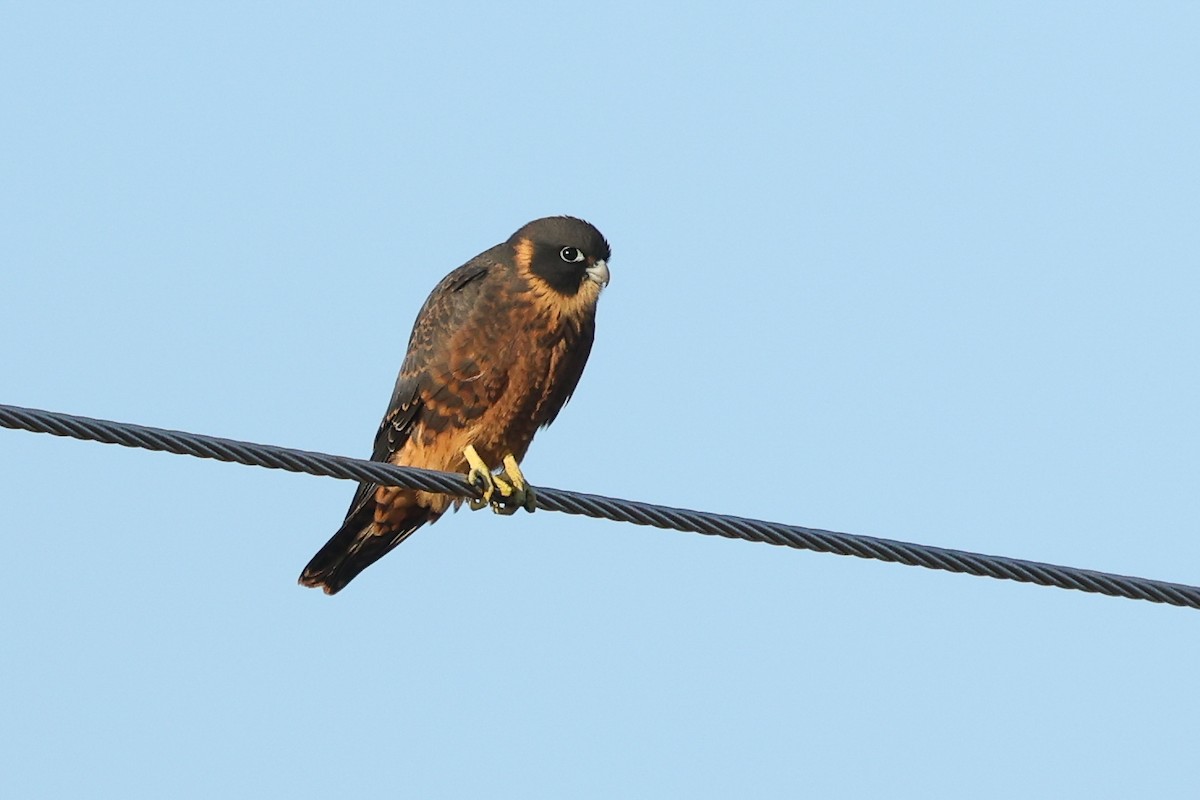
340;259;493;522
299;258;496;593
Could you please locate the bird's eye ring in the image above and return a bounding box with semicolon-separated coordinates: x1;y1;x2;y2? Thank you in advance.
560;246;585;263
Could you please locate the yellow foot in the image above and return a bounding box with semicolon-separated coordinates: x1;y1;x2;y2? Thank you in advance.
463;445;537;515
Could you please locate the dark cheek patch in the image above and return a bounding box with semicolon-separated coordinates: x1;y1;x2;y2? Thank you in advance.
530;252;585;295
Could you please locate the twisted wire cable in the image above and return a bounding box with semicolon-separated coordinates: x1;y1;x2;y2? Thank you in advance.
2;402;1197;610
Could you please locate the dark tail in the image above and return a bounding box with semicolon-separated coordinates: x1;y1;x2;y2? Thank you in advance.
298;503;432;595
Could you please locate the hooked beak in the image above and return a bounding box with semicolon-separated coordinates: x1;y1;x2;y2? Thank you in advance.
586;259;610;288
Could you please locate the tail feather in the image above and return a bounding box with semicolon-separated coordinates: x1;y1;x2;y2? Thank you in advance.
299;503;433;595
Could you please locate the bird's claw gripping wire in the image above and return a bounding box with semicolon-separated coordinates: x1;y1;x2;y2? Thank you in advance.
463;445;537;515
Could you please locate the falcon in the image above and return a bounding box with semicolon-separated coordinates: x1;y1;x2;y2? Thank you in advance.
299;216;611;594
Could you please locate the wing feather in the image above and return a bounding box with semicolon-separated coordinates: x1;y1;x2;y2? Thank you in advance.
341;259;493;520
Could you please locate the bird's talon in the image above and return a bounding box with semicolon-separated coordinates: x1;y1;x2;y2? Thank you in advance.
464;445;496;510
461;446;536;515
498;453;536;515
467;484;490;511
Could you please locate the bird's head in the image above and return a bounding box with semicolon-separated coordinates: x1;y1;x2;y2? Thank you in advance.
511;216;611;302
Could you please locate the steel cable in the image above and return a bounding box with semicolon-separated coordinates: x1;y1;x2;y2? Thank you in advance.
3;402;1197;609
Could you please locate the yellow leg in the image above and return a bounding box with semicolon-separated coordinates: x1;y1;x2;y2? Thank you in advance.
464;444;498;511
500;453;537;514
462;445;537;515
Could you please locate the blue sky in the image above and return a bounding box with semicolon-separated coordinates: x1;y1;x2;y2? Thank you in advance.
3;3;1198;797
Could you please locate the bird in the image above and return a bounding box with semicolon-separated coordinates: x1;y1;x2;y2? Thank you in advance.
299;216;611;594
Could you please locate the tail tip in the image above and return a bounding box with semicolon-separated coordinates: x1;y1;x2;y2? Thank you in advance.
298;571;343;595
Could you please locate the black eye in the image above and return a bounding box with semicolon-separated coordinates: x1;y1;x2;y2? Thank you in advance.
559;246;585;263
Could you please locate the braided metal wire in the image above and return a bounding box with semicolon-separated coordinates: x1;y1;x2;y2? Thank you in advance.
3;402;1198;609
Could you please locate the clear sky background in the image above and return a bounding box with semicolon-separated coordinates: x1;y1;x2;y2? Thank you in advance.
3;3;1198;797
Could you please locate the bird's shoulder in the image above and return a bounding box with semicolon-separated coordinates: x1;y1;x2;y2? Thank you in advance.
406;249;508;345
